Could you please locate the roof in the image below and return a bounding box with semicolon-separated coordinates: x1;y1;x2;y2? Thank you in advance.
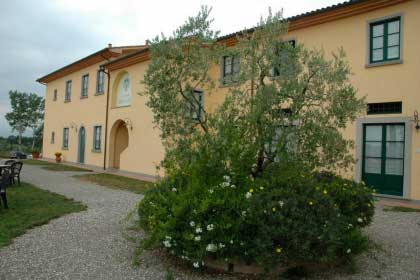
102;0;409;71
36;45;146;84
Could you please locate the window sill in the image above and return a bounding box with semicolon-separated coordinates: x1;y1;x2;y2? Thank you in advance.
111;105;131;109
80;95;88;99
94;92;104;96
365;59;402;68
64;100;71;103
62;147;69;150
219;80;240;88
91;149;102;153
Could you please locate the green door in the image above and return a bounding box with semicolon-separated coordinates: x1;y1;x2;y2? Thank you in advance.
362;124;405;196
78;127;86;164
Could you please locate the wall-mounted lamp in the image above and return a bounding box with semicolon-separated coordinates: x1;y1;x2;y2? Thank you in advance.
123;118;133;131
413;110;420;132
70;122;78;132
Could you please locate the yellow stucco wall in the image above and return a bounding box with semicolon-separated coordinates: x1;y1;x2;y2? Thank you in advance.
43;62;107;166
106;61;165;177
42;1;420;198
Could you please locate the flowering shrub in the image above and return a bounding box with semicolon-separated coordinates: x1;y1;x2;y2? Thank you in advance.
139;7;372;273
138;163;374;271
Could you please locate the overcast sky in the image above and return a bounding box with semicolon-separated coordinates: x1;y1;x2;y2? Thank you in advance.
0;0;343;137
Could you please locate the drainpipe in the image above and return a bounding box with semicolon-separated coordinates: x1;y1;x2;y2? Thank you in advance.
101;66;111;171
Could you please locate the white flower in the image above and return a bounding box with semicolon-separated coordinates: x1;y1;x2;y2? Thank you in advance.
278;201;284;207
196;227;203;233
194;236;201;242
190;221;195;227
223;175;231;182
209;189;214;194
346;249;351;254
206;243;218;252
207;224;214;231
245;192;252;199
163;240;172;248
241;211;247;217
172;187;177;192
165;236;172;240
219;243;226;248
357;217;363;223
348;224;353;229
230;184;236;189
230;240;234;244
193;262;200;268
221;182;230;188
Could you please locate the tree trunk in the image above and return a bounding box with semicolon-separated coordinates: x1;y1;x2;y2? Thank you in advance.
31;130;36;150
18;132;22;151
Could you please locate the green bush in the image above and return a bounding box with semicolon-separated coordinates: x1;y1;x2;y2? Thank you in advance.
138;163;374;271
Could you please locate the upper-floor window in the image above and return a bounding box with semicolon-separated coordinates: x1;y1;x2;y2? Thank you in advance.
81;74;89;97
53;89;58;101
62;127;69;149
190;90;204;122
93;125;102;151
51;131;55;144
370;17;401;64
367;102;402;115
273;39;296;77
65;80;72;102
96;70;105;94
222;55;240;84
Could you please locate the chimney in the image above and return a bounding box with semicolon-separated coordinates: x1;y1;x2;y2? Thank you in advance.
108;43;112;48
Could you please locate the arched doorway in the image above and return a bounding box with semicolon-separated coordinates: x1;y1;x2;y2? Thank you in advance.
78;127;86;164
109;120;129;169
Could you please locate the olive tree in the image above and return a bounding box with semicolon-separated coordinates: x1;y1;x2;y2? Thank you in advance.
142;7;365;177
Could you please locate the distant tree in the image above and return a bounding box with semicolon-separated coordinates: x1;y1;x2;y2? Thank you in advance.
27;94;44;150
5;90;44;150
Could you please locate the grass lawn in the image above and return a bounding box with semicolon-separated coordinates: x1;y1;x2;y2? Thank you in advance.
22;159;92;172
383;206;420;213
74;173;154;194
0;182;87;247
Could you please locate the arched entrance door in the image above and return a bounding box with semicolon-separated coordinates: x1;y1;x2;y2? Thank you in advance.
109;120;129;169
78;127;86;164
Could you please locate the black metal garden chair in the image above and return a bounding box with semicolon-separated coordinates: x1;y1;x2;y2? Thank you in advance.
4;159;16;166
0;169;10;209
10;161;23;185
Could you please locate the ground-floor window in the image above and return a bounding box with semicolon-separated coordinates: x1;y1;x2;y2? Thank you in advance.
62;128;69;149
93;125;102;151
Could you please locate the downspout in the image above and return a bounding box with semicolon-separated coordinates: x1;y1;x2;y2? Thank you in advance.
101;66;111;171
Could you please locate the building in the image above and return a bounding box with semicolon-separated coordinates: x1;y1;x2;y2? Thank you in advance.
37;0;420;200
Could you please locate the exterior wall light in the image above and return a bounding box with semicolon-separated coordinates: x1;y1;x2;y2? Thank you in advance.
123;118;133;131
70;122;78;132
413;110;420;132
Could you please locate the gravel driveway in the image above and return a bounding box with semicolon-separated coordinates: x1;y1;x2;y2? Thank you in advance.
0;164;419;280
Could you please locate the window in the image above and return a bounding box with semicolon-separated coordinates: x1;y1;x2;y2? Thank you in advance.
367;102;402;115
51;132;55;144
190;90;204;121
93;125;102;151
222;55;240;83
96;70;105;94
65;80;72;102
370;17;401;63
273;40;296;77
81;74;89;97
62;128;69;148
53;89;57;101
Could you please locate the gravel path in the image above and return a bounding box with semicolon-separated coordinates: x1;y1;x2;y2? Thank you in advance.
0;164;419;280
0;165;233;280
